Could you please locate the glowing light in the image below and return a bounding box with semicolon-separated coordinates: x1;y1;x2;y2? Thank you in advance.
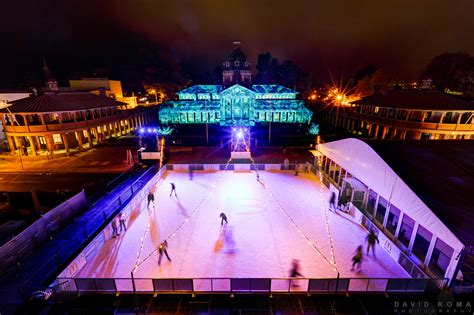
139;128;145;134
153;128;157;133
237;131;243;138
147;128;152;133
336;94;343;101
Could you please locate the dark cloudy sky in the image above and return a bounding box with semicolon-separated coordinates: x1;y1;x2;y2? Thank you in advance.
1;0;473;88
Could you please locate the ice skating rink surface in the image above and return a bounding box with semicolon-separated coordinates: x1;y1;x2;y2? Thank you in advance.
77;170;409;281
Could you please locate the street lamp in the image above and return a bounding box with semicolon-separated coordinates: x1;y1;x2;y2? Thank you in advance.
149;89;158;105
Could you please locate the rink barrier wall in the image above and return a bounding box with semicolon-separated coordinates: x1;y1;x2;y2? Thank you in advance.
55;166;167;280
165;163;308;172
0;190;88;276
54;276;447;295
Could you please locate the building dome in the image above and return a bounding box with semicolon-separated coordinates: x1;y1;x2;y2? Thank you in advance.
222;41;252;87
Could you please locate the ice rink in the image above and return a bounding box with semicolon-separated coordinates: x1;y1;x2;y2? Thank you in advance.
77;170;409;281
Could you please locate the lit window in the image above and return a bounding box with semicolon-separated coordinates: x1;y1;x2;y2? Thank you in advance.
398;214;415;249
374;107;379;113
412;225;432;262
52;134;62;144
235;61;240;67
428;239;454;278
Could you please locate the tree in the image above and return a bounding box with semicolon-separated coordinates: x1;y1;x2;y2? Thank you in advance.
352;69;390;98
255;52;279;84
422;52;474;97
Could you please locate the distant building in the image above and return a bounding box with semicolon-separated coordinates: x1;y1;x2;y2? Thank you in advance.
69;78;137;108
322;90;474;140
0;92;149;157
0;90;32;150
159;42;312;127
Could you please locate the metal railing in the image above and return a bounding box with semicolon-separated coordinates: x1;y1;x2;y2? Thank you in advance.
54;276;447;295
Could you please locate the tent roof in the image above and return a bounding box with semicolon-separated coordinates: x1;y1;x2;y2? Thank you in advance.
366;140;474;246
1;92;127;113
353;90;474;110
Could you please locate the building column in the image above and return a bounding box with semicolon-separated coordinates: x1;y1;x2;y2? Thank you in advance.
381;126;388;139
61;133;70;153
373;124;380;139
13;136;22;154
76;131;84;150
86;129;93;148
45;134;55;158
92;127;100;143
6;136;15;151
27;136;37;156
400;129;407;140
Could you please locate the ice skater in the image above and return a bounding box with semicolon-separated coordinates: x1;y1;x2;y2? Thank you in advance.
294;160;299;176
305;161;310;173
329;192;337;211
169;183;177;197
289;259;303;287
219;212;228;226
158;240;171;265
111;217;119;237
119;212;127;232
366;229;380;257
351;245;363;272
147;191;155;208
189;167;194;180
224;226;237;253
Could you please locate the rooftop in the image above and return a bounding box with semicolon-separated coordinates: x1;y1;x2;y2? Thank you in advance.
1;92;127;113
353;90;474;110
366;140;474;245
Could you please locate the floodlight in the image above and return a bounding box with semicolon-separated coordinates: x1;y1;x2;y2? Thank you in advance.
237;131;243;138
139;128;145;134
147;128;152;133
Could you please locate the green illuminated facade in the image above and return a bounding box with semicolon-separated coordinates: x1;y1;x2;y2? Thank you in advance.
159;42;312;127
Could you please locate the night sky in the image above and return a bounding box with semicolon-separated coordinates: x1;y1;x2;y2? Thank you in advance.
1;0;473;89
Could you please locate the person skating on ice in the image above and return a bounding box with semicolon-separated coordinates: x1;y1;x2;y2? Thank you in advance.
147;191;155;208
351;245;363;272
118;212;127;232
219;212;228;226
366;229;380;257
169;183;177;197
289;259;303;287
329;192;336;212
158;240;171;265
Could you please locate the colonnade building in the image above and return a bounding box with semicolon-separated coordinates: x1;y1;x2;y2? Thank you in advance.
0;92;150;157
323;90;474;140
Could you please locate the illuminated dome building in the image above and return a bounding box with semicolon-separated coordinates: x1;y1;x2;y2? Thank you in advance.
158;42;312;129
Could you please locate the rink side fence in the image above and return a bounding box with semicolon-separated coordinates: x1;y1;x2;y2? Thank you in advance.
53;276;447;295
50;164;448;296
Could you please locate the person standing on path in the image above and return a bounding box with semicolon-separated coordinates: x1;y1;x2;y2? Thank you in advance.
158;240;171;265
111;217;119;237
351;245;363;272
366;229;380;257
169;183;177;197
147;191;155;208
219;212;228;226
119;212;127;232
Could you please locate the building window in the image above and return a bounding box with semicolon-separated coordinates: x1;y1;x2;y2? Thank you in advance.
421;133;431;140
52;134;62;144
374;107;379;114
386;204;401;236
412;225;432;262
428;239;454;278
38;136;46;145
365;189;377;218
235;61;240;67
375;196;388;226
244;62;249;67
398;214;415;249
225;62;230;67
